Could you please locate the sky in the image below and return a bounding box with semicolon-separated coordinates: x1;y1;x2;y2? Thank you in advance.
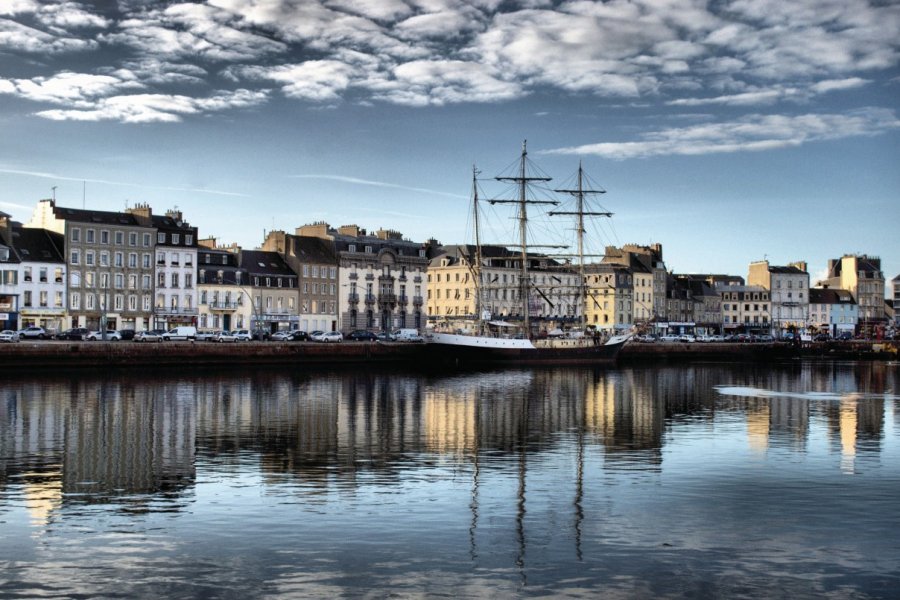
1;0;898;286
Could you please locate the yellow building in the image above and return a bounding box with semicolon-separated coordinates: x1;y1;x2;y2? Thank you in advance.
584;263;632;331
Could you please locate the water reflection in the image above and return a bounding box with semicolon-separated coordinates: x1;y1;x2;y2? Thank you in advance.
1;362;899;597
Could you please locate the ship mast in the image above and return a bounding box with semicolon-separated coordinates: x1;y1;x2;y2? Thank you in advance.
551;162;610;332
471;165;484;335
491;141;558;337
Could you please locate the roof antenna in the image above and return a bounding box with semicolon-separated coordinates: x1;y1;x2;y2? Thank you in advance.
82;181;85;209
51;186;57;201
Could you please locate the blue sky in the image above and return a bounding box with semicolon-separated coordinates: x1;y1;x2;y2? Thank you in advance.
1;0;898;285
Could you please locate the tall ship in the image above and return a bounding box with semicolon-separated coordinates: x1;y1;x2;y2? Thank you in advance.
427;141;631;367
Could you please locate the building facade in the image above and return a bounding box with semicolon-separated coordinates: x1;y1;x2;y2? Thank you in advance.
821;255;886;335
26;199;157;330
602;243;666;322
11;224;66;332
808;288;857;337
584;263;633;331
299;224;428;335
719;285;770;334
748;260;809;337
124;206;199;331
0;212;21;330
197;244;246;332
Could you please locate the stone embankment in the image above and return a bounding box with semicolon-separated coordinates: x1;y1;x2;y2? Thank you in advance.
0;340;895;372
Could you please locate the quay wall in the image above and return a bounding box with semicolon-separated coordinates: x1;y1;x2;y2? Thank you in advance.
0;340;895;372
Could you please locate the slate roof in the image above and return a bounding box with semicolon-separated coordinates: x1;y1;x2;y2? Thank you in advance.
12;225;65;263
53;205;146;227
767;265;807;274
809;288;856;305
239;250;298;278
292;236;338;264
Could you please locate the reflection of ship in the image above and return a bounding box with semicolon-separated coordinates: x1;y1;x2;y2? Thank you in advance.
428;142;630;367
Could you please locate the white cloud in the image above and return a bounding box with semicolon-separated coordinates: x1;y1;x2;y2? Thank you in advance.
0;18;97;52
240;61;358;101
542;108;900;159
34;89;269;123
0;72;142;105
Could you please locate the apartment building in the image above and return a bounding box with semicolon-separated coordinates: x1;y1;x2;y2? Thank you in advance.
299;223;429;334
26;199;156;330
584;263;633;331
808;288;857;337
719;285;771;333
11;224;66;332
821;255;886;334
748;260;809;336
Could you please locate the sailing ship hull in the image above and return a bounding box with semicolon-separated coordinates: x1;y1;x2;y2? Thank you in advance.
425;333;630;367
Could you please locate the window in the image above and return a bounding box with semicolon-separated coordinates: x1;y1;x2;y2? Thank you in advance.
129;232;137;246
100;251;109;267
157;252;166;265
349;244;356;252
115;231;124;245
171;273;179;288
70;292;80;309
85;251;94;266
114;295;123;311
158;232;166;244
23;291;32;306
185;235;193;245
115;273;124;289
143;295;151;311
100;230;109;244
86;229;95;243
24;266;32;281
70;272;81;287
115;252;123;267
129;295;137;311
172;233;180;245
143;233;151;247
129;274;137;289
129;253;137;268
142;274;151;289
185;273;192;288
365;246;372;253
71;228;81;242
142;253;151;268
55;291;63;307
86;293;94;310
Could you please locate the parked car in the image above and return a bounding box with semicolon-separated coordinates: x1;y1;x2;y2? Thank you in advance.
162;326;197;341
118;329;136;341
813;333;831;342
134;330;164;343
213;330;237;343
309;330;325;341
319;331;343;343
392;328;424;342
679;334;696;343
18;326;49;340
194;330;217;342
287;330;309;342
0;330;20;343
659;334;680;342
375;331;395;342
270;330;291;341
86;330;122;341
56;327;90;341
252;329;271;341
231;330;252;342
347;330;378;342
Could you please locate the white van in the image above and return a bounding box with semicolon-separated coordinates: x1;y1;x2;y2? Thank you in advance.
393;328;424;342
163;326;197;341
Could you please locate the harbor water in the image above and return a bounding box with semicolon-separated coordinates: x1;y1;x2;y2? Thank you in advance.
1;361;899;598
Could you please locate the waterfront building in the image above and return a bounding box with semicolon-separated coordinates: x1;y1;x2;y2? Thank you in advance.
197;243;245;332
584;263;633;331
820;255;886;336
748;260;809;337
428;244;582;333
26;199;156;331
668;275;722;335
10;223;66;332
893;275;900;328
718;285;771;334
239;249;299;334
125;205;199;331
808;288;857;337
261;229;338;333
298;223;429;334
601;243;666;323
0;212;21;330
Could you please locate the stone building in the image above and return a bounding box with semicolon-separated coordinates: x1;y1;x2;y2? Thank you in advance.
298;223;429;335
719;285;770;334
748;260;809;337
26;199;157;330
820;255;886;336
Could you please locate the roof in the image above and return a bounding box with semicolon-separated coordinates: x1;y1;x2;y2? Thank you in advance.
12;225;65;263
53;205;146;227
239;250;297;277
767;265;807;275
809;288;856;305
292;236;338;264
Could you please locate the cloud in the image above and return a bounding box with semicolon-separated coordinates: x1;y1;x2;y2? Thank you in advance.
34;88;269;123
0;71;142;105
0;18;97;52
542;108;900;159
100;2;287;62
289;174;466;199
239;60;358;102
0;167;251;197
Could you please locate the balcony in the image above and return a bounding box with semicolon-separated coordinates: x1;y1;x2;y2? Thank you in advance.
413;295;424;306
348;272;358;280
155;307;199;316
364;294;376;304
379;293;397;305
348;293;359;303
398;295;408;305
208;301;239;310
